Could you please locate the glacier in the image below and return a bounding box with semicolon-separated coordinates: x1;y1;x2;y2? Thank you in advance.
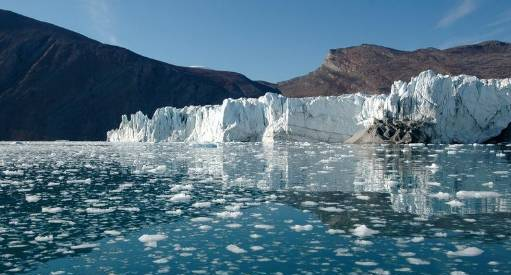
107;70;511;144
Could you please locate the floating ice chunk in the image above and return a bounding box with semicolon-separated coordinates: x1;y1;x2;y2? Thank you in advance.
86;207;115;214
147;165;167;173
250;245;264;251
34;235;53;242
170;184;193;192
138;234;167;247
326;229;345;234
406;258;430;265
66;178;91;184
430;192;450;200
318;206;344;213
225;223;242;229
169;193;191;203
192;202;211;208
450;271;467;275
42;207;63;213
427;163;440;174
456;191;500;199
118;207;140;212
70;243;98;250
355;261;378;266
190;217;213;222
352;225;379;238
411;236;424;243
301;201;318;207
356;195;370;200
482;181;494;188
290;224;313;232
25;194;41;203
226;244;246;254
254;224;274;230
496;152;506;157
3;170;24;176
447;247;484;257
104;230;122;236
215;211;242;219
446;200;464;207
166;209;183;216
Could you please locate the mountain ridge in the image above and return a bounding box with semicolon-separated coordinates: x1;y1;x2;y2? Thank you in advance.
278;40;511;97
0;9;278;140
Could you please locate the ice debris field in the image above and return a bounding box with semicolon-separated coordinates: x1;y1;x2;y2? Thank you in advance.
0;142;511;274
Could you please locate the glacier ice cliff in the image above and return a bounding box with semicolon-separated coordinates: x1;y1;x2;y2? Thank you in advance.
107;70;511;143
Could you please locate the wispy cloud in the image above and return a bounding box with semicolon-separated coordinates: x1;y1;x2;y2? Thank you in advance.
84;0;119;45
436;0;477;28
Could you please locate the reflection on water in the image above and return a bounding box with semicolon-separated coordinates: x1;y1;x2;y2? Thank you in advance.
0;142;510;274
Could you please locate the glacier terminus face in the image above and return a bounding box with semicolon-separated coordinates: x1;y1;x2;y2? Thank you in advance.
107;70;511;144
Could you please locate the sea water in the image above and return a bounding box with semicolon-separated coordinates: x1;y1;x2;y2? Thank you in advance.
0;142;510;275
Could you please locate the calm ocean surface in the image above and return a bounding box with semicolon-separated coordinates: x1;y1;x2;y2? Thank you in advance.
1;142;510;275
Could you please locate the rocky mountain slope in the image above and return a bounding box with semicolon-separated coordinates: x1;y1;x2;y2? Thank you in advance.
279;41;511;97
0;10;278;140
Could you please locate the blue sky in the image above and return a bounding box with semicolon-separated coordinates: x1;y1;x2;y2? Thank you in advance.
1;0;511;82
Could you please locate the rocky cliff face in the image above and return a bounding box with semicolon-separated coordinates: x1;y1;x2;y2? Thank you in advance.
279;41;511;97
0;10;278;141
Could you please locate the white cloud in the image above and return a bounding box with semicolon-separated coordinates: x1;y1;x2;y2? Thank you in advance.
84;0;119;45
436;0;477;28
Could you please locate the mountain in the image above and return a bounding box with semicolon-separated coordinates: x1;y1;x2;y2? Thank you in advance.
279;41;511;97
0;10;278;141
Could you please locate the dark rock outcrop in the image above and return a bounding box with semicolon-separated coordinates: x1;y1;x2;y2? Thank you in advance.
0;10;279;141
279;41;511;97
345;119;432;144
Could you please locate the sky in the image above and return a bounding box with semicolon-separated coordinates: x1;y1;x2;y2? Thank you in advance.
1;0;511;82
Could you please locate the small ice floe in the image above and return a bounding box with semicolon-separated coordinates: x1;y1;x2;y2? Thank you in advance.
170;184;193;192
450;271;467;275
138;234;167;247
66;178;91;184
166;209;183;216
70;243;98;250
354;239;373;246
355;194;370;201
198;225;211;231
429;192;450;200
290;224;313;232
446;200;464;207
355;261;378;266
447;246;484;257
190;217;213;223
326;229;345;235
250;245;264;251
34;235;53;242
192;202;211;208
352;225;379;238
318;206;344;213
427;181;441;186
86;207;115;214
169;193;191;203
482;181;494;188
2;170;24;176
496;152;506;157
411;236;424;243
42;207;63;213
301;201;318;207
434;232;447;237
147;165;167;173
427;163;440;174
104;230;122;236
456;191;500;199
118;207;140;212
406;258;430;265
225;223;242;229
226;244;246;254
25;194;41;203
254;224;274;230
215;211;242;219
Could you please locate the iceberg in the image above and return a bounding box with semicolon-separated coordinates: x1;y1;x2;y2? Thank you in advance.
107;70;511;144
